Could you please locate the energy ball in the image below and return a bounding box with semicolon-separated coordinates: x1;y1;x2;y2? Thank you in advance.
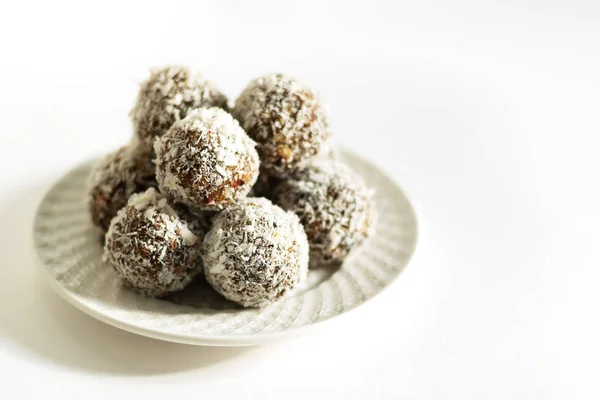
103;188;205;297
130;66;228;150
155;107;260;211
202;197;309;308
273;161;375;267
88;142;156;231
233;74;330;177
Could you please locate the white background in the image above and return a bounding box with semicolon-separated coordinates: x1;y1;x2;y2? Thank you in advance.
0;0;599;398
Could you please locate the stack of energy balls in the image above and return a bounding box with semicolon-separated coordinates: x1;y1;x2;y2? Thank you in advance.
88;66;375;308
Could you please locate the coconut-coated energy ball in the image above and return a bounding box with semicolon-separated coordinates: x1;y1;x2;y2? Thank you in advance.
154;107;260;211
130;66;228;150
273;161;375;267
233;74;330;177
103;188;206;297
202;197;309;308
88;142;156;231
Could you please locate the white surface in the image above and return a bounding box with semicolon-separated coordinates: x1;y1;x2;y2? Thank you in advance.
0;0;599;398
33;151;417;346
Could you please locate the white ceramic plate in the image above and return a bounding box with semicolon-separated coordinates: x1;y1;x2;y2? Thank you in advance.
33;150;418;346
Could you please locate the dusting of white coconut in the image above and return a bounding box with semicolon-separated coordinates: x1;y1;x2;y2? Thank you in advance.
202;197;309;308
103;188;206;297
232;74;330;177
154;107;260;211
130;66;228;150
88;141;156;231
273;160;376;266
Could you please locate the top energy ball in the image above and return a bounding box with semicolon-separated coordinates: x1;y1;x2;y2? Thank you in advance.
130;66;228;150
233;74;330;177
154;107;260;211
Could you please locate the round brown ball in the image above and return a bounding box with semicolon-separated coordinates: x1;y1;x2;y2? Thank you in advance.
273;160;375;266
130;65;228;150
233;74;330;177
88;143;156;231
103;188;206;297
202;197;309;308
154;107;260;211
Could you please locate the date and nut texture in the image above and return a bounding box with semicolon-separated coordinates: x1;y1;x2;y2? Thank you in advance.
233;74;330;177
88;141;156;231
202;197;309;308
273;160;376;267
130;66;228;150
103;188;207;298
154;107;260;211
